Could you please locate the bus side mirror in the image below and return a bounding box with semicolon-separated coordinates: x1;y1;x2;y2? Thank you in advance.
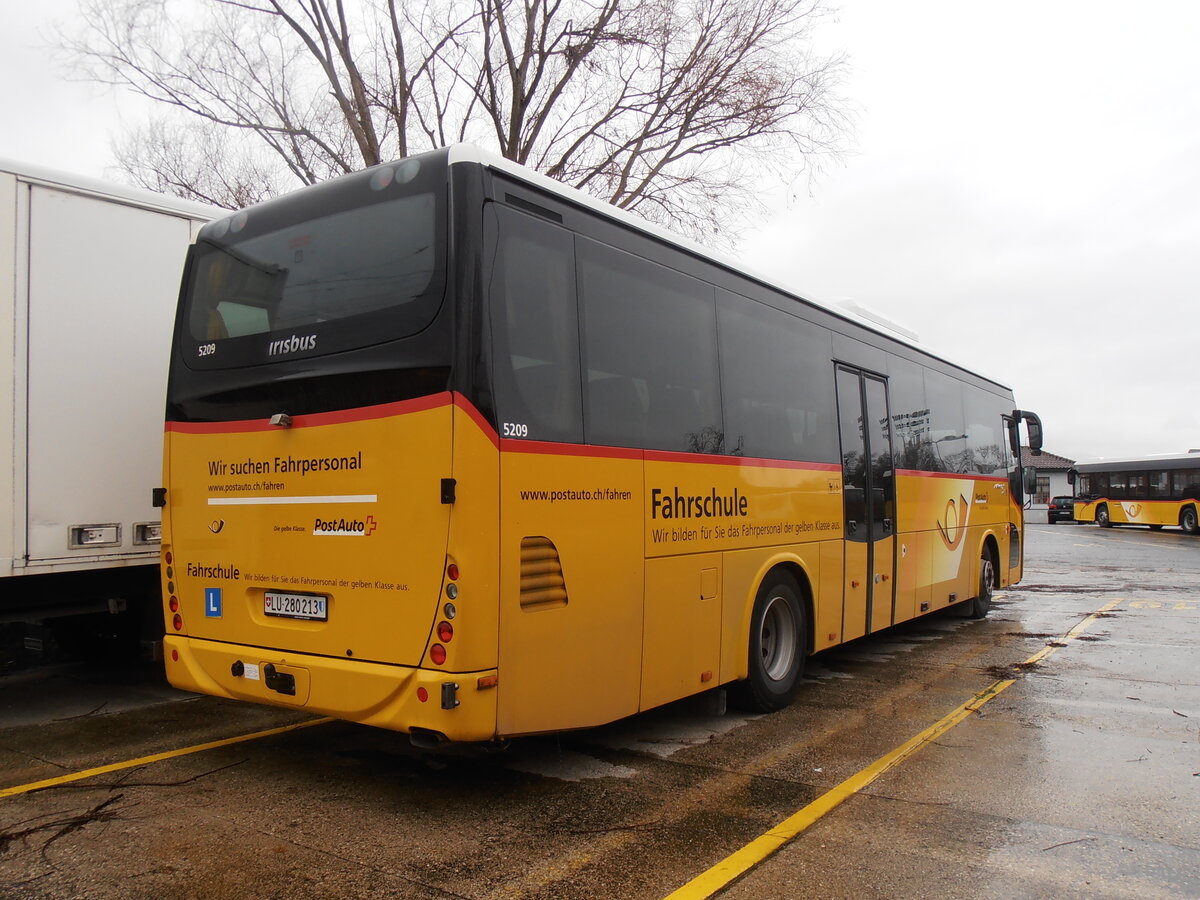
1024;466;1039;497
1023;411;1043;456
1067;468;1076;487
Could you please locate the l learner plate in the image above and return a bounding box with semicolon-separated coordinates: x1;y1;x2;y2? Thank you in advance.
264;591;328;621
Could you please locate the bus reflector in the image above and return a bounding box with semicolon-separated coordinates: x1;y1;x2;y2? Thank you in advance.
417;687;429;703
430;644;447;665
437;621;454;642
477;674;498;689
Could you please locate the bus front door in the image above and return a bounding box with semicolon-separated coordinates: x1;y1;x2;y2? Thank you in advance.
836;367;897;640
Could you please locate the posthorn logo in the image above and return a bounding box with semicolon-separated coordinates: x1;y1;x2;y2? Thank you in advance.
936;495;968;551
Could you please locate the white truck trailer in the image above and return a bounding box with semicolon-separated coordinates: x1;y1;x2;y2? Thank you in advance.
0;159;212;658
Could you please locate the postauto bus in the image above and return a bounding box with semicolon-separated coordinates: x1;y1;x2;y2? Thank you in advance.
159;145;1043;745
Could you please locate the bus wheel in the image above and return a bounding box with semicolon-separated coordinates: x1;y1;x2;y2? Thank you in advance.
733;573;806;712
1181;505;1199;535
1096;504;1111;528
966;550;995;620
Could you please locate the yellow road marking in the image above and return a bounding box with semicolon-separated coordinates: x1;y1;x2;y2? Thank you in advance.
0;716;334;800
664;598;1124;900
1024;597;1122;666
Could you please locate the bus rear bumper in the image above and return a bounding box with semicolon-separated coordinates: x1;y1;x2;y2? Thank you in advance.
164;635;498;742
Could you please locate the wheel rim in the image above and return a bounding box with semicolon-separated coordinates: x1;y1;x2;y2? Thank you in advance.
980;556;995;603
759;593;798;682
1098;507;1109;526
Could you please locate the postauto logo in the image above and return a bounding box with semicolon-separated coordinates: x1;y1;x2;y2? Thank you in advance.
313;514;377;537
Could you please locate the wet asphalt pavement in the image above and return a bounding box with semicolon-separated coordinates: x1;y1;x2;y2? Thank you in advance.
0;523;1196;899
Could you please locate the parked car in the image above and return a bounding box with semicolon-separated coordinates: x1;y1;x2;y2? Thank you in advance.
1048;496;1078;523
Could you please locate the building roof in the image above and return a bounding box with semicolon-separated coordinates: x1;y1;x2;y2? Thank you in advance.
1021;447;1075;470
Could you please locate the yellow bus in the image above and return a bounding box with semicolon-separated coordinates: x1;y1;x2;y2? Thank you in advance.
1072;454;1200;533
158;146;1043;745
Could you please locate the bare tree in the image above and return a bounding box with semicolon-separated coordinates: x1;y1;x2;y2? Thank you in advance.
113;118;283;207
60;0;849;239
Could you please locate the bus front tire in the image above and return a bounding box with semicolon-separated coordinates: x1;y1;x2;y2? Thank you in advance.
733;573;806;713
1181;505;1199;535
1096;504;1111;528
966;550;996;619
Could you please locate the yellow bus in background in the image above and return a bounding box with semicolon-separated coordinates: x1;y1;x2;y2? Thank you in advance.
159;146;1043;745
1073;454;1200;533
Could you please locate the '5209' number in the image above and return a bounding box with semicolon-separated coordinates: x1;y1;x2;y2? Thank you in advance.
502;422;528;438
198;343;217;357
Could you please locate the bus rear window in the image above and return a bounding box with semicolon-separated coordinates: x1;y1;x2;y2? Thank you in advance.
181;177;444;368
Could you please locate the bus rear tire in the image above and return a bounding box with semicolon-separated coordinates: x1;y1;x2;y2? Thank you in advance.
1181;505;1199;535
1096;504;1111;528
732;573;806;713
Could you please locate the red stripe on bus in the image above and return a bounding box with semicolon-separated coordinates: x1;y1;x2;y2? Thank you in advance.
452;393;499;448
498;439;644;461
165;392;452;434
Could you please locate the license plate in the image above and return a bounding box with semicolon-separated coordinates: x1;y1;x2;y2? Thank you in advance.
264;591;328;621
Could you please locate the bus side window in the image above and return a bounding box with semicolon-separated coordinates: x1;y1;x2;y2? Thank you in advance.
489;206;583;443
716;290;837;463
587;375;647;447
1176;470;1200;500
1150;471;1170;499
887;355;929;471
578;238;720;452
924;370;966;473
962;385;1011;477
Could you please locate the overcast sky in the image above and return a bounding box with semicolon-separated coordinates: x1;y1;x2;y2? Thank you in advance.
3;1;1198;462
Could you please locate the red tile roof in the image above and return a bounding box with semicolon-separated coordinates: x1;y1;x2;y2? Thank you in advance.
1021;447;1075;470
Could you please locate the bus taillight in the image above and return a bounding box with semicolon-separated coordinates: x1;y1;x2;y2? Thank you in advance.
172;613;183;631
430;644;447;665
169;596;179;612
447;563;459;581
437;621;454;642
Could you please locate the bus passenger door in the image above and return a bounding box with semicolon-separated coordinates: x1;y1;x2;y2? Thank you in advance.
836;367;897;640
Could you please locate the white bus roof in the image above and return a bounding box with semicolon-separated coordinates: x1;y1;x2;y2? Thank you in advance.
1074;452;1200;472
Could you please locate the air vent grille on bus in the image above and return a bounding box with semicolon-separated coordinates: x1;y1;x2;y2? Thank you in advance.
519;537;568;610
